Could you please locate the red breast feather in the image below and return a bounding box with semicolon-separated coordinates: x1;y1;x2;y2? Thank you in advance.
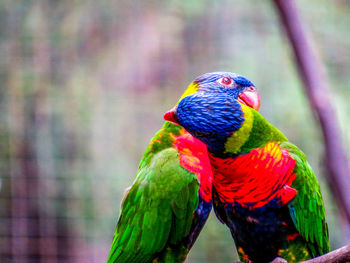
210;142;297;208
173;131;213;202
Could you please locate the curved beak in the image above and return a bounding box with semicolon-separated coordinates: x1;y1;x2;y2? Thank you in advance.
237;87;260;111
163;106;179;124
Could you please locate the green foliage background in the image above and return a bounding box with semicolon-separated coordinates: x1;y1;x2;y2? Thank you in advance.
0;0;349;262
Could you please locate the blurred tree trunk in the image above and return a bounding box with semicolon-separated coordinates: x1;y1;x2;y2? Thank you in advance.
272;0;350;227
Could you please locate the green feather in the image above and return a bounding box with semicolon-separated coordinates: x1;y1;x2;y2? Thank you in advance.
280;141;330;256
107;131;201;263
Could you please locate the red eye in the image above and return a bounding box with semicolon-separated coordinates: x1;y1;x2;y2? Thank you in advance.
220;77;232;86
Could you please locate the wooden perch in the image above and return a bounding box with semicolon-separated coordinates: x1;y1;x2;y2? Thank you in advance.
233;245;350;263
272;0;350;224
301;244;350;263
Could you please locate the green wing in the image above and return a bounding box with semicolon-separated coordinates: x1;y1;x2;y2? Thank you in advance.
280;142;329;256
107;148;199;263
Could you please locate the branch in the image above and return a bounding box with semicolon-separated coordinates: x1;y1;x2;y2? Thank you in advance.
301;245;350;263
272;0;350;224
233;245;350;263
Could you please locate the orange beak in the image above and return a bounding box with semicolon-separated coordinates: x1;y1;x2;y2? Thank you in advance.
237;87;260;111
163;106;179;124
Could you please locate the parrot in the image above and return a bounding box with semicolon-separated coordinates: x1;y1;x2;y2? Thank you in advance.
164;74;329;263
107;72;261;263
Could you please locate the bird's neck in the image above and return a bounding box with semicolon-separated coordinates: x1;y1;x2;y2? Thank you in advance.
171;128;213;202
218;104;288;156
139;121;183;169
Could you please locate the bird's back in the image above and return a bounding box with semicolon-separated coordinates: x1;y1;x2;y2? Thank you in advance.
107;122;213;263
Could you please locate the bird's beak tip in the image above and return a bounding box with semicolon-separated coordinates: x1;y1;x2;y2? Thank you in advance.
163;106;179;124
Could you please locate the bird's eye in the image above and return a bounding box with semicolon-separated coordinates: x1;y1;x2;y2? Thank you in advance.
219;77;233;86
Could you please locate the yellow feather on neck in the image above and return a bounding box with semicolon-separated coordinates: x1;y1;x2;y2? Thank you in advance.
177;83;199;103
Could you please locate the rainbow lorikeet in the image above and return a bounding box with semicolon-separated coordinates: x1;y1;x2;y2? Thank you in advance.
164;75;329;263
107;72;260;263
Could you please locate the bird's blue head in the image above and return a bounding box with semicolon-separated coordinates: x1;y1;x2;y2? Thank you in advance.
176;72;259;106
164;72;260;154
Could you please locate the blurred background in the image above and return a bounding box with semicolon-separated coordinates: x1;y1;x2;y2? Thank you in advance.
0;0;349;262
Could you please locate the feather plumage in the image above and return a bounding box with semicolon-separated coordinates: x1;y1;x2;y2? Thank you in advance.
108;71;257;263
172;90;329;263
